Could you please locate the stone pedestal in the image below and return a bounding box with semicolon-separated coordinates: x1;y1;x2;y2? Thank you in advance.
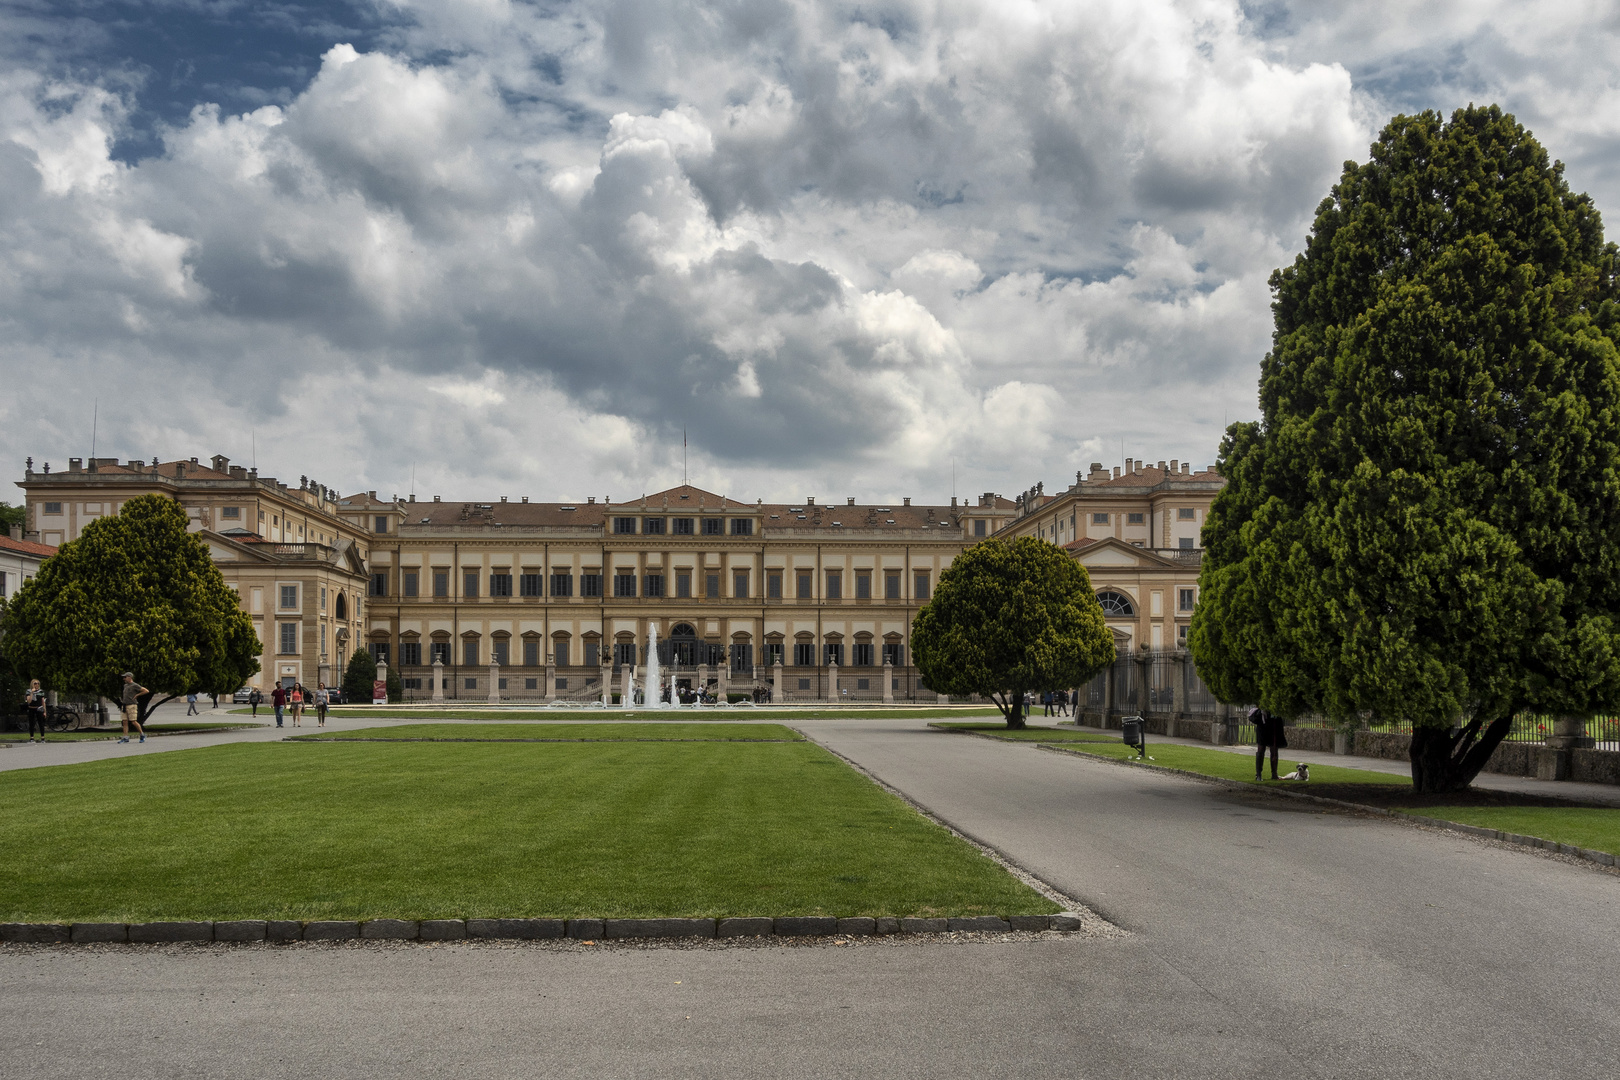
488;662;500;704
1540;716;1594;780
828;661;838;702
774;661;784;703
375;661;389;704
431;658;445;702
883;660;894;705
600;665;612;706
544;661;556;703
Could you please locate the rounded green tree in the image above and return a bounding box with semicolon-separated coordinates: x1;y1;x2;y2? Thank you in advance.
912;535;1116;728
1;494;260;724
343;648;377;705
1191;105;1620;792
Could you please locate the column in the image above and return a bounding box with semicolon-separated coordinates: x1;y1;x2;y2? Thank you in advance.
1541;715;1595;781
544;655;556;704
883;660;894;705
774;659;785;704
488;661;500;705
375;660;389;704
600;663;612;706
432;657;445;703
828;660;839;703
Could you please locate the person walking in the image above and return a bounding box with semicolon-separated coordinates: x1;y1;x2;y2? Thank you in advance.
289;684;304;727
1252;706;1287;781
315;683;329;727
248;687;262;717
272;683;286;727
24;679;47;743
186;692;199;716
118;672;148;744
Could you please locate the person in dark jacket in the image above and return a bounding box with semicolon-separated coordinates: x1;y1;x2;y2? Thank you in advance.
272;684;286;728
1252;706;1286;780
24;679;47;742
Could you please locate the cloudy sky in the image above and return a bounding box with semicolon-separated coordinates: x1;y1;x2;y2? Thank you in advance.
3;1;1617;505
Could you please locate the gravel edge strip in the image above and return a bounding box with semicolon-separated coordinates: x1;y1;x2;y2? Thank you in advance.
284;738;804;744
1030;741;1620;872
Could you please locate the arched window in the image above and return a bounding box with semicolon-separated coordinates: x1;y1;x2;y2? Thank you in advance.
1097;590;1135;617
334;592;347;620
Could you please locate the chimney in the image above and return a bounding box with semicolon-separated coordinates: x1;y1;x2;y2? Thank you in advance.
847;497;855;506
69;457;83;472
433;495;441;502
1157;460;1166;472
212;455;230;472
190;457;199;466
229;465;246;479
9;524;20;541
368;490;377;500
501;496;508;503
587;496;595;504
902;497;911;506
951;497;957;507
175;462;186;479
519;496;526;503
1169;459;1178;473
806;496;815;505
1113;467;1120;479
1183;462;1191;474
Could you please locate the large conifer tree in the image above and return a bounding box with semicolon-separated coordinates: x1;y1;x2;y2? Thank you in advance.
1191;106;1620;792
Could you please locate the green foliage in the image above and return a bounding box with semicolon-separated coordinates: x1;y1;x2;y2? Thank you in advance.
343;648;377;704
0;495;260;723
0;502;24;531
911;535;1115;728
386;662;403;703
1191;105;1620;791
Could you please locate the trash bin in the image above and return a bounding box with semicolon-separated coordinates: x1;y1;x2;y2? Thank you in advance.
1121;715;1145;753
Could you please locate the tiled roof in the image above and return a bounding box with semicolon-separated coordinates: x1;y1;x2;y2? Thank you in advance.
1084;465;1224;489
396;497;979;534
0;534;57;558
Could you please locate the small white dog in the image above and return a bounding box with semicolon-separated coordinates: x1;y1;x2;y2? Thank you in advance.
1279;763;1310;781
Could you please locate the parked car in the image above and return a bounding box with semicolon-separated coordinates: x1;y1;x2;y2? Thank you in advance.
326;688;345;705
232;686;255;704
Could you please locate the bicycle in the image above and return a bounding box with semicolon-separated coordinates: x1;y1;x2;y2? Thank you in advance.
45;704;82;732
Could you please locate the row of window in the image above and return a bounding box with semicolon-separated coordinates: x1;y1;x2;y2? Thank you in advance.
612;516;754;536
1096;588;1197;617
1089;509;1197;525
366;640;906;669
369;569;934;601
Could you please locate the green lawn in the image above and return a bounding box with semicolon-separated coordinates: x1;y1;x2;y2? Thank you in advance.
1;722;265;743
251;706;1004;721
293;722;803;741
1022;735;1412;786
0;738;1056;923
1401;806;1620;856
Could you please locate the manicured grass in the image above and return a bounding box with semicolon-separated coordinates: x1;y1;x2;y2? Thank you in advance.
1028;737;1411;786
0;739;1057;922
1;722;265;743
930;722;1115;743
293;722;804;741
1399;806;1620;856
234;706;1005;720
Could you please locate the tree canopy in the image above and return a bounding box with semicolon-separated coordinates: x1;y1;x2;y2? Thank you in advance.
343;648;377;705
912;535;1115;728
1190;105;1620;792
1;494;260;723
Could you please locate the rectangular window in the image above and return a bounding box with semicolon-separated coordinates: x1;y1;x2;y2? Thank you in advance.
465;678;477;690
1178;624;1189;644
1179;588;1196;612
370;643;390;665
1178;507;1196;520
764;642;784;666
584;641;600;667
463;572;479;598
279;622;298;654
613;642;637;667
400;642;421;666
793;643;815;667
672;517;694;535
430;642;450;665
1092;513;1109;524
885;573;901;599
676;572;691;598
554;641;569;667
730;518;753;536
43;502;63;514
852;643;874;667
643;517;665;534
463;640;479;666
369;573;388;597
824;643;844;666
493;640;509;666
374;515;389;534
702;518;724;535
433;571;449;597
644;573;665;598
974;519;986;536
882;642;904;666
280;585;298;609
855;572;871;599
857;678;870;690
730;643;753;671
733;571;749;598
555;678;568;690
319;586;326;611
581;573;603;597
613;516;637;534
1179;536;1194;550
914;572;930;600
404;678;422;690
524;678;537;690
520;573;543;597
0;571;6;597
826;571;842;599
706;573;720;598
221;506;241;519
498;678;508;690
490;573;513;597
798;678;811;690
523;640;539;667
613;573;637;597
797;572;813;598
1127;512;1145;525
550;573;573;597
767;572;782;598
403;572;419;597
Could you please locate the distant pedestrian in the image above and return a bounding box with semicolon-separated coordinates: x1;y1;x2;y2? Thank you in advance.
289;684;304;727
248;687;262;717
315;683;329;727
186;692;199;716
1251;706;1286;781
1042;691;1054;716
118;672;148;744
211;693;219;710
24;679;46;743
272;684;286;727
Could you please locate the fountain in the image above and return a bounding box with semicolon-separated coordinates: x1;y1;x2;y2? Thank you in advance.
646;624;668;709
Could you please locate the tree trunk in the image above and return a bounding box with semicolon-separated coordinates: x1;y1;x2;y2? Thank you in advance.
1409;714;1512;793
1006;692;1026;730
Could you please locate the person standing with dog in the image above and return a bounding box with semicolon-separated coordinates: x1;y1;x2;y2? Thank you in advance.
1251;705;1286;781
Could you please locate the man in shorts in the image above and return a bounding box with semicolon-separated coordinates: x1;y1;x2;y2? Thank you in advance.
119;671;148;744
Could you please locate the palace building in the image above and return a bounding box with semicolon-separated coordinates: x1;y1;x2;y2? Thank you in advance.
15;451;1224;701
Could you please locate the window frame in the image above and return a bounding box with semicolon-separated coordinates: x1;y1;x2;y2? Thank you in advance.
643;517;666;535
672;517;694;535
825;571;842;599
701;518;724;535
489;573;513;597
613;516;638;534
729;518;753;536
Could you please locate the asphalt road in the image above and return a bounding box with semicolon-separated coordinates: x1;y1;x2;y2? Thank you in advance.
1;717;1615;1078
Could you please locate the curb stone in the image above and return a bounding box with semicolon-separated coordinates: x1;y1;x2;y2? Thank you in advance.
947;916;1010;933
304;921;360;941
604;918;714;939
774;916;838;936
901;917;948;934
419;919;467;941
71;923;127;943
214;920;267;942
716;917;773;937
874;917;901;935
468;918;564;939
266;920;303;941
567;919;604;940
129;921;212;943
836;917;876;936
1035;743;1620;872
362;919;418;940
0;923;69;944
